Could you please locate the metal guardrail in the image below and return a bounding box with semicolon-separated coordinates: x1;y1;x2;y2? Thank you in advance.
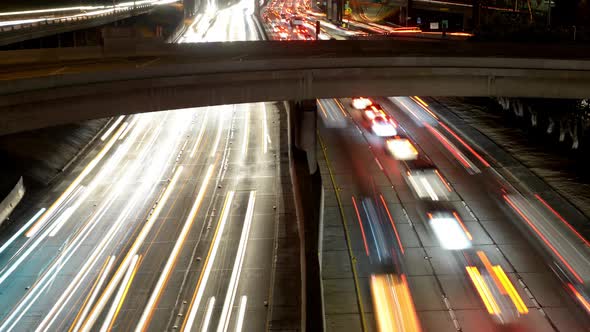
0;4;153;33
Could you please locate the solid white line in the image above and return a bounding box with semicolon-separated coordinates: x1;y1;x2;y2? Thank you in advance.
262;104;269;154
100;254;139;332
135;164;215;332
241;112;250;156
184;191;235;332
80;166;184;332
47;206;75;237
190;111;209;158
71;255;116;332
234;296;247;332
0;208;45;255
101;116;125;141
210;117;224;157
217;191;256;332
201;297;216;332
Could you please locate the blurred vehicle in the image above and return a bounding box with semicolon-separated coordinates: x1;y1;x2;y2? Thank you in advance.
427;211;472;250
351;97;372;110
404;168;452;201
371;115;397;137
465;251;529;324
370;273;422;332
385;137;418;160
290;15;303;26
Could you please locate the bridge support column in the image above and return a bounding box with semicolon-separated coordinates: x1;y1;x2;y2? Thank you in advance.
286;99;323;332
290;100;318;174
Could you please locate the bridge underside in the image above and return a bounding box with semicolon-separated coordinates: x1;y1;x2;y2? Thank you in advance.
1;40;590;135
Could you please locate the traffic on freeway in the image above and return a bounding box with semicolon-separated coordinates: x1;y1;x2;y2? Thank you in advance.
0;0;279;331
318;96;590;331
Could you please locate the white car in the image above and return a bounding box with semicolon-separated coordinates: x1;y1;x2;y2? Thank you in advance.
371;116;397;137
428;211;471;250
352;97;372;110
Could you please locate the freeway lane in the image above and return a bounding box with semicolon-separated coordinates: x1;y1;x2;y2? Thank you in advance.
0;1;280;331
318;97;590;331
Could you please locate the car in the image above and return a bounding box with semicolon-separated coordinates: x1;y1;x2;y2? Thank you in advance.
371;115;397;137
291;16;303;26
351;97;372;110
427;211;472;250
362;104;382;121
404;168;452;201
385;137;418;160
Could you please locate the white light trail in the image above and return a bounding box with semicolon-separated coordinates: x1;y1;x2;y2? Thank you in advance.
79;166;184;332
0;208;45;255
201;297;216;332
100;254;140;332
217;191;256;332
241;112;250;157
101;116;125;141
190;111;209;158
183;191;235;332
71;256;116;332
234;296;248;332
135;164;215;332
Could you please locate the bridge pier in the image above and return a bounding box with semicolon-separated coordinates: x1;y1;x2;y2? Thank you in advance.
286;100;324;332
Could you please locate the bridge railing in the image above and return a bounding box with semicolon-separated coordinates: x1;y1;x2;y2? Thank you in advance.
0;4;154;34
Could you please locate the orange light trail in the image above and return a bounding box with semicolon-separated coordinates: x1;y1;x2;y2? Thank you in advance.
504;195;584;284
568;283;590;313
434;169;452;192
352;196;370;256
492;265;529;314
466;266;502;315
452;211;472;241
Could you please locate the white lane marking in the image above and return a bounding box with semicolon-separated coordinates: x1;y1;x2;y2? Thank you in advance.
234;296;247;332
0;208;45;255
47;206;75;237
135;164;215;331
101;116;125;141
201;297;216;332
100;254;140;332
217;191;256;332
262;103;269;154
190;111;209;158
210;116;224;157
241;111;250;157
183;191;235;332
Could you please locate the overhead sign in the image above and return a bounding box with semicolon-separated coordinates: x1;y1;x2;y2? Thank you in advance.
430;22;439;30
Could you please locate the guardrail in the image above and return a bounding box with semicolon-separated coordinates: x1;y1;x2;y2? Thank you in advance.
0;4;153;34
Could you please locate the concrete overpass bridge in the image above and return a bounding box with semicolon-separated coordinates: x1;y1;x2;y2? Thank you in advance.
1;39;590;135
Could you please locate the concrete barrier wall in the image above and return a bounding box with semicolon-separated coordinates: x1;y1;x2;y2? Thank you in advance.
0;177;25;227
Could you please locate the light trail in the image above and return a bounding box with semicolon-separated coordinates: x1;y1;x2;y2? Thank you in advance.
241;111;250;156
70;256;116;332
0;208;45;255
201;297;216;332
101;255;140;332
217;191;256;332
234;296;248;332
135;165;215;332
79;166;184;332
25;121;127;238
190;111;209;158
101;116;125;141
182;191;235;332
